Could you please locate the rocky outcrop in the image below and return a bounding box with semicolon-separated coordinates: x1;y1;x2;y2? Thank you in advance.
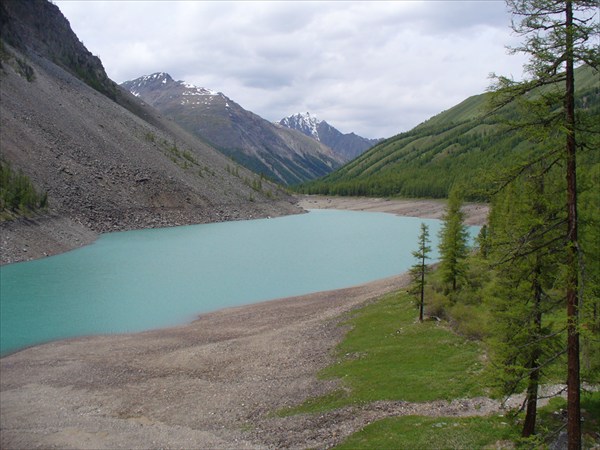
0;0;115;99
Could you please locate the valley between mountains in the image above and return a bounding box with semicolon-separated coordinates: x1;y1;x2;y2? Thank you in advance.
1;1;597;448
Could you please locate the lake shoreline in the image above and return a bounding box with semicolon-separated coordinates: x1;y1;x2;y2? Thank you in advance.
1;196;489;449
297;194;489;226
1;273;415;449
0;199;302;266
0;196;487;266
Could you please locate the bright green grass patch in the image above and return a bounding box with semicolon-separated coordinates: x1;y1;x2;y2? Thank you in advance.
323;291;487;402
335;396;600;450
283;291;487;415
335;415;518;450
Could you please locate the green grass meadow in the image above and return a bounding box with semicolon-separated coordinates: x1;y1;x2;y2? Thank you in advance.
279;289;599;449
284;291;487;416
335;415;518;450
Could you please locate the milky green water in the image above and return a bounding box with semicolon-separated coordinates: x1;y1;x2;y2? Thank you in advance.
0;210;478;356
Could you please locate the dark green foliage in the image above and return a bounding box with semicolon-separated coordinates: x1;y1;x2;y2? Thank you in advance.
486;162;567;437
579;162;600;383
409;222;431;322
438;188;469;292
297;65;598;200
0;161;47;218
486;2;599;443
476;224;490;259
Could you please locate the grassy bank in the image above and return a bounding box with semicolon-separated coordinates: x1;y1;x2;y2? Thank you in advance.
280;287;599;448
336;415;517;449
292;290;487;414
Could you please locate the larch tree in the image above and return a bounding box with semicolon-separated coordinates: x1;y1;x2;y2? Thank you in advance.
489;1;599;447
409;222;432;322
487;163;565;439
438;187;469;292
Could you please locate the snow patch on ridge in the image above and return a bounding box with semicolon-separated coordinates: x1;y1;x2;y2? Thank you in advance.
279;112;321;141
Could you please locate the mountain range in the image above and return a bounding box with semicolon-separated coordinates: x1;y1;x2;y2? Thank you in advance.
0;0;299;263
278;112;381;161
5;0;596;266
121;73;345;186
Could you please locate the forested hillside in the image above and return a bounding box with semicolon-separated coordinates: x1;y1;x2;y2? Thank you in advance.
300;65;599;200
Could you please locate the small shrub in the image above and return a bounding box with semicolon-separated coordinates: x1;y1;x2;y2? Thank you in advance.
182;150;197;164
0;161;48;217
16;58;35;82
424;288;450;320
448;302;489;339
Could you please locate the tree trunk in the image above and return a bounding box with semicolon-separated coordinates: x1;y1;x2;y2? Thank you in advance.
565;1;581;448
419;255;425;322
522;350;541;437
522;264;543;437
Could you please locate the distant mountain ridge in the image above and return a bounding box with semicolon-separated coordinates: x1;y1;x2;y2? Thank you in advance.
279;112;321;140
122;73;344;185
300;64;599;200
279;112;382;160
123;72;223;106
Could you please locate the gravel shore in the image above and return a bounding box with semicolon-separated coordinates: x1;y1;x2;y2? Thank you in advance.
297;195;489;226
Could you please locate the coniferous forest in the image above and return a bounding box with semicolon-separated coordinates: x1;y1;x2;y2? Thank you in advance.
298;65;598;202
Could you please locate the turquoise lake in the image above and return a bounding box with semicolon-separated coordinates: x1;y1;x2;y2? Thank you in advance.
0;209;479;356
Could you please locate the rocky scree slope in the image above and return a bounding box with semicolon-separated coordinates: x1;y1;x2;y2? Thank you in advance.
0;0;300;264
122;73;344;186
279;112;382;161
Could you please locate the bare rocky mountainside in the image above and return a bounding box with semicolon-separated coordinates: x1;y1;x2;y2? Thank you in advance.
0;0;301;265
122;73;344;186
279;112;382;161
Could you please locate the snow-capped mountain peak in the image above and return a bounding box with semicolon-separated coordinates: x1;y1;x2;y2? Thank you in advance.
180;81;220;97
278;112;321;141
122;72;174;97
122;73;222;99
278;112;383;161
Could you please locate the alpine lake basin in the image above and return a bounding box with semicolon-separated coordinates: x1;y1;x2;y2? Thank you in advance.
0;209;479;356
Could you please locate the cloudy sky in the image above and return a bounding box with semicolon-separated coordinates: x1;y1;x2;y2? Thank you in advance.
55;1;529;139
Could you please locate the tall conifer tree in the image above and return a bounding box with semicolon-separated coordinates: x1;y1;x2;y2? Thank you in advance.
489;1;598;447
410;222;431;322
438;187;469;292
488;163;565;438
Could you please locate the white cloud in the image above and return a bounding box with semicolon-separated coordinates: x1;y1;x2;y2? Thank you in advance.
56;0;529;138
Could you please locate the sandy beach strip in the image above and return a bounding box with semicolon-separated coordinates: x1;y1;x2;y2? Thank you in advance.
297;195;489;226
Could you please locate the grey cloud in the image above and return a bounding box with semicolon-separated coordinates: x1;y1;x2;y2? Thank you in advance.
56;1;527;138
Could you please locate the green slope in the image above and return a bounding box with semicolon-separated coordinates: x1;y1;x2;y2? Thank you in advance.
300;65;599;200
